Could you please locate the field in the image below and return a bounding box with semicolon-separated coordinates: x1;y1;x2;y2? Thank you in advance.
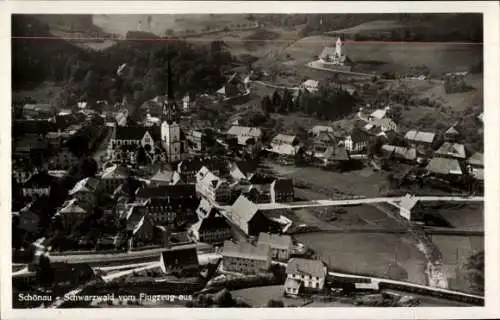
430;235;483;294
295;232;427;285
267;160;390;198
420;202;484;230
326;20;405;36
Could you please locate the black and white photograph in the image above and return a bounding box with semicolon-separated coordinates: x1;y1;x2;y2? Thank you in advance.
3;2;500;318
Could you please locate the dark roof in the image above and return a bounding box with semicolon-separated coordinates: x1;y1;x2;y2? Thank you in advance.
13;120;59;136
271;179;294;194
232;161;257;176
315;131;337;145
198;215;231;232
350;127;370;143
161;246;199;268
286;258;326;278
125;205;147;230
23;171;54;188
178;157;227;173
136;184;196;199
249;174;275;185
115;126;161;141
324;146;350;161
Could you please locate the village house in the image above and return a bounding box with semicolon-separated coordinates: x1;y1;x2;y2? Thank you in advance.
100;164;129;194
267;134;301;159
21;171;54;198
229;161;257;182
309;125;335;137
135;184;197;224
187;130;205;153
425;157;463;178
54;198;91;231
313;130;338;149
381;144;417;163
444;126;460;142
217;73;249;100
257;233;293;261
160;244;200;275
467;152;484;182
196;166;231;204
343;128;370;153
319;146;351;168
404;130;436;149
68;177;101;205
230;195;291;236
226;125;262;153
434;142;466;160
122;204;156;249
177;157;228;183
301;79;319;93
285;258;327;296
270;179;294;203
189;203;232;244
109;126;161;158
150;166;181;186
364;117;398;133
222;240;272;274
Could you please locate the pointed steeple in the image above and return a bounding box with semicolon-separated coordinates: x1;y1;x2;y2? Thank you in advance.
162;53;179;123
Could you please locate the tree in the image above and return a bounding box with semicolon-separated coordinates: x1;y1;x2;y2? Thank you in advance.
260;95;273;113
272;90;282;107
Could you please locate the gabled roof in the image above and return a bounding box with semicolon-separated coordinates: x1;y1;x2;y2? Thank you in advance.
323;145;350;161
58;198;88;214
426;157;463;175
270;179;294;194
381;144;417;161
272;134;297;145
22;171;54;188
222;240;270;261
231;161;257;179
161;245;199;268
68;177;100;195
230;195;259;232
227;126;262;138
195;214;231;233
370;108;388;120
197;166;227;190
349;127;370;143
398;194;419;212
467;152;483;167
434;142;466;159
124;205;147;230
257;233;293;249
101;165;129;180
268;143;301;156
196;199;219;219
445;126;459;135
115;126;161;141
150;169;179;185
310;125;334;135
286;258;326;278
315;131;337;144
405;130;435;144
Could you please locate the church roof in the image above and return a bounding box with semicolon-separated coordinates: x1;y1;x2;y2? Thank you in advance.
115;126;161;141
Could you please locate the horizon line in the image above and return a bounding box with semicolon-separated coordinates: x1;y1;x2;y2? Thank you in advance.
11;36;483;45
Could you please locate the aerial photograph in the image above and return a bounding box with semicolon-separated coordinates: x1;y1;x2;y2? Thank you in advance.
11;13;484;308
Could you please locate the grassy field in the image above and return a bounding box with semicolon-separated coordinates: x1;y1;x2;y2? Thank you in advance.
430;235;484;294
326;20;405;36
295;232;427;285
421;202;484;230
267;161;389;198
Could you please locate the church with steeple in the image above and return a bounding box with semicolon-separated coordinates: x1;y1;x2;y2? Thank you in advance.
161;56;182;162
108;55;186;164
318;37;352;71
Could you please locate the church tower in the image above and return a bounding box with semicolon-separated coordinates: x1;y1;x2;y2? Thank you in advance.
161;55;182;162
335;37;342;58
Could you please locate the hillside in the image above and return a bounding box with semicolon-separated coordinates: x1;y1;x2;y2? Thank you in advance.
12;15;235;112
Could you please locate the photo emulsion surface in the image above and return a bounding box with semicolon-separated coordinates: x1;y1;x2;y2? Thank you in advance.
11;13;485;309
